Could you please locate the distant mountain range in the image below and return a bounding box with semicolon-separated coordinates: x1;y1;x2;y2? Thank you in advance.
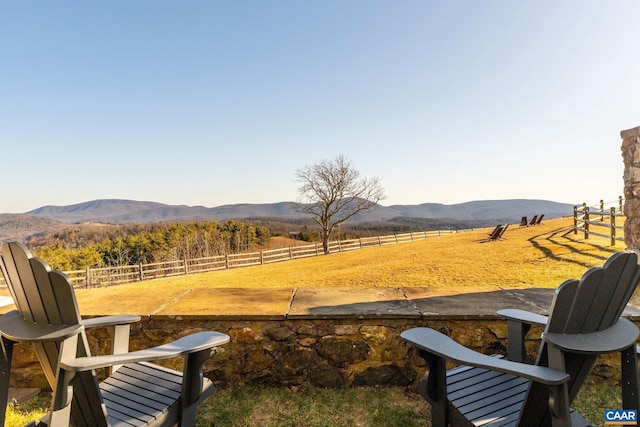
25;198;575;224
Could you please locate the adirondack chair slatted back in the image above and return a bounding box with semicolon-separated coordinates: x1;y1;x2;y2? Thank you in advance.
0;241;107;426
521;251;640;426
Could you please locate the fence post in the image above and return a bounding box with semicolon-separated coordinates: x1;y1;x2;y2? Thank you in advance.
394;234;398;243
573;206;578;234
611;207;616;247
139;262;144;282
260;250;264;265
600;199;605;221
225;254;229;269
315;243;319;256
86;267;90;289
289;247;293;260
620;196;624;213
184;259;188;275
359;238;362;248
584;207;590;240
378;236;382;246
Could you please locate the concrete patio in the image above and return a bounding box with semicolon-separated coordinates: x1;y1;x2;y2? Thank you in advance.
3;285;637;320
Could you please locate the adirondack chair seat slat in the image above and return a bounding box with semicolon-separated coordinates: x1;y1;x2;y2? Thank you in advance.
105;368;182;401
103;399;155;424
102;388;164;419
448;370;506;396
463;389;526;425
0;241;230;426
480;411;521;427
107;407;151;427
100;361;214;427
120;362;183;391
101;376;178;408
448;363;520;396
403;250;640;426
449;371;529;405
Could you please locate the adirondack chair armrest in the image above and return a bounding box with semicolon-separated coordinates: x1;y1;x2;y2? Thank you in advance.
401;327;569;385
0;310;83;343
82;314;141;328
497;308;548;327
59;331;230;372
543;317;639;354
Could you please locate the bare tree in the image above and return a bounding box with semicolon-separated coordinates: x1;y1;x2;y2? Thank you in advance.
295;155;385;254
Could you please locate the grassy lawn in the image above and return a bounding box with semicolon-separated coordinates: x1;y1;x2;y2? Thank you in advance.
3;217;631;425
195;380;621;426
7;379;621;426
75;217;622;293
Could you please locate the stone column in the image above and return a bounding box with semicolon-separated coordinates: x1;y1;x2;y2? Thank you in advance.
622;126;640;252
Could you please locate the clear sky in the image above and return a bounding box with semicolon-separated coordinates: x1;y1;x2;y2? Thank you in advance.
2;1;639;213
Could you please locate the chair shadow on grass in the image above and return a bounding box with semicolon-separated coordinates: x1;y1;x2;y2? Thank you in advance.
527;226;616;269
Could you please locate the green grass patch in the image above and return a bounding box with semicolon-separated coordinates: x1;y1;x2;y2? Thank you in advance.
3;373;627;426
5;395;48;427
195;386;428;427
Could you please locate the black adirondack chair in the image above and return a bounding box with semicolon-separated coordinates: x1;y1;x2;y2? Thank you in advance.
0;241;230;426
496;224;509;240
488;225;503;241
402;251;640;426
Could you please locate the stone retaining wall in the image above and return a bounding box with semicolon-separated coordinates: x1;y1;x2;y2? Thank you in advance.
7;317;629;391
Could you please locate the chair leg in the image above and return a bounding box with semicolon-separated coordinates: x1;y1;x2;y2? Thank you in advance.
548;383;571;427
621;345;640;411
181;348;215;425
507;320;531;363
0;337;14;427
417;350;448;426
546;345;571;426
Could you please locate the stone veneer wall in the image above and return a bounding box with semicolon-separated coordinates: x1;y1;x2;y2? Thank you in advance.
623;126;640;251
7;317;627;390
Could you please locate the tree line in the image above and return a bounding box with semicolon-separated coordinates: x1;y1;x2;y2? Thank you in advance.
30;220;270;271
24;215;497;271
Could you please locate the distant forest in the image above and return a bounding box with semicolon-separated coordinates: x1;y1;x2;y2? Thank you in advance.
20;216;496;271
28;220;269;271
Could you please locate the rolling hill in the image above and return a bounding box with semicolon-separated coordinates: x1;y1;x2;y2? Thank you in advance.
25;198;574;224
0;214;68;243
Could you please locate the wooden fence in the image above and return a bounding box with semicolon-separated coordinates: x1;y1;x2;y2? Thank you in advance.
573;197;625;246
0;229;461;289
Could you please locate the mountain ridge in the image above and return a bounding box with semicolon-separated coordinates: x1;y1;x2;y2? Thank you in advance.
25;198;575;224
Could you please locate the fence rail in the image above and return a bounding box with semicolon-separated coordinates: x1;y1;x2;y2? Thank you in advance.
0;229;462;289
573;197;625;246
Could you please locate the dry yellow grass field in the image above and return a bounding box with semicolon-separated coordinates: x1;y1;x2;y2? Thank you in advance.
114;216;623;293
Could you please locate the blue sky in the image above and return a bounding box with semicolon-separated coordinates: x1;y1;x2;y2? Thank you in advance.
1;1;639;213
